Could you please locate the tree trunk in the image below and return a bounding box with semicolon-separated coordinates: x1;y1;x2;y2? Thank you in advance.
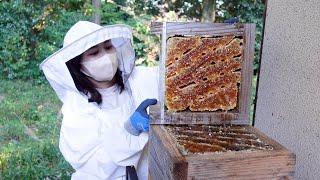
164;0;172;11
92;0;101;24
202;0;216;22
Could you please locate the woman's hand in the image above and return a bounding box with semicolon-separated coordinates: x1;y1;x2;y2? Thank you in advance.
124;99;157;135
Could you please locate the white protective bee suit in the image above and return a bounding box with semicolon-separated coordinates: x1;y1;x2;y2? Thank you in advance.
39;21;158;180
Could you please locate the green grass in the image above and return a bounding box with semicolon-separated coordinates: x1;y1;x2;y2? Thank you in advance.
0;79;73;179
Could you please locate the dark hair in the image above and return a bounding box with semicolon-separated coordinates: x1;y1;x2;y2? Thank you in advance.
66;54;124;105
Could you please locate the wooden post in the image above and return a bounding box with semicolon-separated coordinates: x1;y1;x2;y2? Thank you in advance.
202;0;216;22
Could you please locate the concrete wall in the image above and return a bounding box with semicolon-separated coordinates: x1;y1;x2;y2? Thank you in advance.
254;0;320;179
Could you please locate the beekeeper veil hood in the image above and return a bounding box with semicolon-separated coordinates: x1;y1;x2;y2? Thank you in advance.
39;21;135;103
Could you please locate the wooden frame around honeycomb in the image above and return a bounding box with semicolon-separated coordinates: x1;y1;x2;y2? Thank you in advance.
150;125;295;180
148;22;296;180
150;22;254;125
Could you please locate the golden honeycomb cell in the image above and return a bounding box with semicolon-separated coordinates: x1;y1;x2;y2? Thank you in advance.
165;36;243;112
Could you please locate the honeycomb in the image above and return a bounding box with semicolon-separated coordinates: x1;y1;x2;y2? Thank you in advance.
165;36;243;112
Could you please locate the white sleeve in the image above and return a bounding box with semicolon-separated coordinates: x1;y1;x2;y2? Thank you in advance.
129;65;159;108
59;91;148;178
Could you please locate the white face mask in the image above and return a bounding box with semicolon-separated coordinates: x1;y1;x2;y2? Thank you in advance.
80;52;118;81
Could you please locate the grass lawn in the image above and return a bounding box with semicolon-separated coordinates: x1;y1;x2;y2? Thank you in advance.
0;79;73;179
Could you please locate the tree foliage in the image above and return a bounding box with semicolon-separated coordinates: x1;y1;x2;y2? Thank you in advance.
0;0;90;80
0;0;264;78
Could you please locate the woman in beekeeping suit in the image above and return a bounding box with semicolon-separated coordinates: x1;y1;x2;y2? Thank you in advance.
39;21;158;180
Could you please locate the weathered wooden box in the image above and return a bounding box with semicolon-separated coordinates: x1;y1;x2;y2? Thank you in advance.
148;22;296;179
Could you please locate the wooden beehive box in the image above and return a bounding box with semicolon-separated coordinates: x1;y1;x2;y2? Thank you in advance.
148;22;296;180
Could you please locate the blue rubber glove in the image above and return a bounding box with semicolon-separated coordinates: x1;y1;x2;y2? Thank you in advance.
124;99;157;135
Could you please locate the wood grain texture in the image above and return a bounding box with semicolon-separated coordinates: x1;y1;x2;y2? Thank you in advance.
150;104;249;125
149;22;295;179
149;125;296;180
150;22;245;36
186;150;295;180
185;126;296;179
238;24;255;121
149;125;188;180
159;22;167;124
150;22;255;125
